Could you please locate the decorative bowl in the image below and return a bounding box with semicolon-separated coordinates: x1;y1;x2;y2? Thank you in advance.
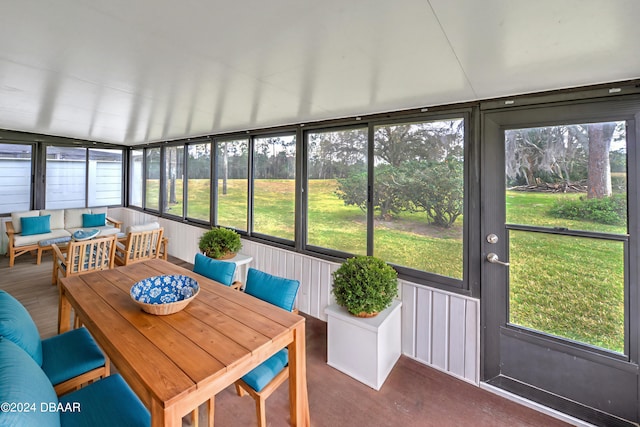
130;274;200;315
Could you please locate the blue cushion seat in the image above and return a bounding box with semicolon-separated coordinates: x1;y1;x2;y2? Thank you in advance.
0;290;105;388
60;374;150;427
39;236;72;247
244;268;300;312
41;327;106;386
193;253;237;287
241;349;288;392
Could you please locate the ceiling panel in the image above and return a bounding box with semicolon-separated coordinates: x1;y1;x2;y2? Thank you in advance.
0;0;638;145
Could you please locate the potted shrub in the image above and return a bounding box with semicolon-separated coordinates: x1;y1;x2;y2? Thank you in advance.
198;227;242;259
331;255;398;317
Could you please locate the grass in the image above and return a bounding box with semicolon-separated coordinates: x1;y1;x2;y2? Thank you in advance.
146;179;625;353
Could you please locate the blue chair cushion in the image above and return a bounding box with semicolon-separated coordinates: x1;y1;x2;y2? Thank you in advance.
0;337;61;427
0;290;43;366
244;268;300;312
39;236;72;247
41;327;106;387
60;374;150;427
21;214;51;236
241;349;288;393
193;253;236;287
82;213;106;228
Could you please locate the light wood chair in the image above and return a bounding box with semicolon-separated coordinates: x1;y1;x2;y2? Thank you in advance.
114;227;164;266
52;235;117;332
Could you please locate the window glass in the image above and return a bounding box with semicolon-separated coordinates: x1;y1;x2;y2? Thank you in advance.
253;135;296;240
187;143;210;222
307;127;367;254
0;143;32;214
145;148;160;211
130;149;144;207
216;139;248;230
373;119;465;279
163;146;184;216
45;146;87;209
505;121;627;234
88;148;122;207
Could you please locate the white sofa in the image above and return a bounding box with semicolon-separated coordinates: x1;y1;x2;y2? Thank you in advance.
5;207;122;267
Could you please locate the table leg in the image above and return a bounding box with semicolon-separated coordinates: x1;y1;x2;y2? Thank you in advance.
58;287;72;334
151;399;181;427
288;322;310;426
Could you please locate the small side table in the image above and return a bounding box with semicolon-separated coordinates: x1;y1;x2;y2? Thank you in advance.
222;253;253;286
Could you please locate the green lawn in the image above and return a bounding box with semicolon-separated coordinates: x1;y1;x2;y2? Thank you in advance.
146;179;626;353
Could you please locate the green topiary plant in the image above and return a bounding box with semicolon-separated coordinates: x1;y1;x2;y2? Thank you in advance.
198;227;242;259
331;255;398;317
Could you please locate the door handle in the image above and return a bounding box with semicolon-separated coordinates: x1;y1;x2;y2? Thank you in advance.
486;253;510;266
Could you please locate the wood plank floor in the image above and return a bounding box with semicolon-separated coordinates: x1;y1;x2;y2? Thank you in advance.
0;252;573;427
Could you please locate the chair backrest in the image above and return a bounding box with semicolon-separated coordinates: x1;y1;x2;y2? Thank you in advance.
193;253;236;286
244;268;300;312
64;235;116;276
121;228;164;264
0;290;43;365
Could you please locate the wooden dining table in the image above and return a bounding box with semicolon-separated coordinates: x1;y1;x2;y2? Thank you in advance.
58;259;310;427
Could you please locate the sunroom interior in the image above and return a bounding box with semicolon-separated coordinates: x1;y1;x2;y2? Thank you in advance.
1;1;640;426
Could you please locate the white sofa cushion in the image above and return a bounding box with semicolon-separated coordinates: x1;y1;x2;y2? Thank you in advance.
11;211;39;234
126;222;160;234
40;209;65;230
13;229;71;248
64;208;91;229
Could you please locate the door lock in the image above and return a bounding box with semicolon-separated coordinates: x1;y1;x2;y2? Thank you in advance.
486;233;499;244
486;252;509;266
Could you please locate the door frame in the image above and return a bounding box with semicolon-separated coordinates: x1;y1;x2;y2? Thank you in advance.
480;96;640;425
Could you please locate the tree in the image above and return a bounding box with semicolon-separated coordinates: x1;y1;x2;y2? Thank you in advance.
401;159;463;228
586;123;615;198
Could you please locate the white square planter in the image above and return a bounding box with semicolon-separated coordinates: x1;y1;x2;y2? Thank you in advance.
325;300;402;390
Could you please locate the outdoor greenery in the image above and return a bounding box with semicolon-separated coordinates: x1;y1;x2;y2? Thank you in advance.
332;255;398;316
549;194;627;226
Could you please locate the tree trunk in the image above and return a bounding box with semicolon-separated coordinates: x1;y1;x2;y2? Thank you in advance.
222;142;228;195
586;123;614;198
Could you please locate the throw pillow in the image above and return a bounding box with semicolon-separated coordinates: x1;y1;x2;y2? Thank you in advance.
82;213;106;228
20;215;51;236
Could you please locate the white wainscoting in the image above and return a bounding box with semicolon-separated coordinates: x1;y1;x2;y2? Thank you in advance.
108;208;480;385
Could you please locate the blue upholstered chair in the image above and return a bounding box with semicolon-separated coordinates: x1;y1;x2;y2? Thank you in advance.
0;337;149;427
0;290;108;396
193;253;242;290
235;268;300;427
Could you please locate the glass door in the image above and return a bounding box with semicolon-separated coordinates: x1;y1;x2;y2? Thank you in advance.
482;102;639;426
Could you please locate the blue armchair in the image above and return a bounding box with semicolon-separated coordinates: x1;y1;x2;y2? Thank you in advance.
0;290;108;396
0;337;149;426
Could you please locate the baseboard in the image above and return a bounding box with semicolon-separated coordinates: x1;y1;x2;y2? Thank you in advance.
481;377;637;427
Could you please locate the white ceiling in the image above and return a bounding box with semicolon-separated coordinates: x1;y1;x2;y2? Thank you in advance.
1;0;639;146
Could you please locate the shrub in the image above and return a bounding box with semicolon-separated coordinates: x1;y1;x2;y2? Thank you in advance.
332;256;398;316
198;227;242;259
549;194;627;226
